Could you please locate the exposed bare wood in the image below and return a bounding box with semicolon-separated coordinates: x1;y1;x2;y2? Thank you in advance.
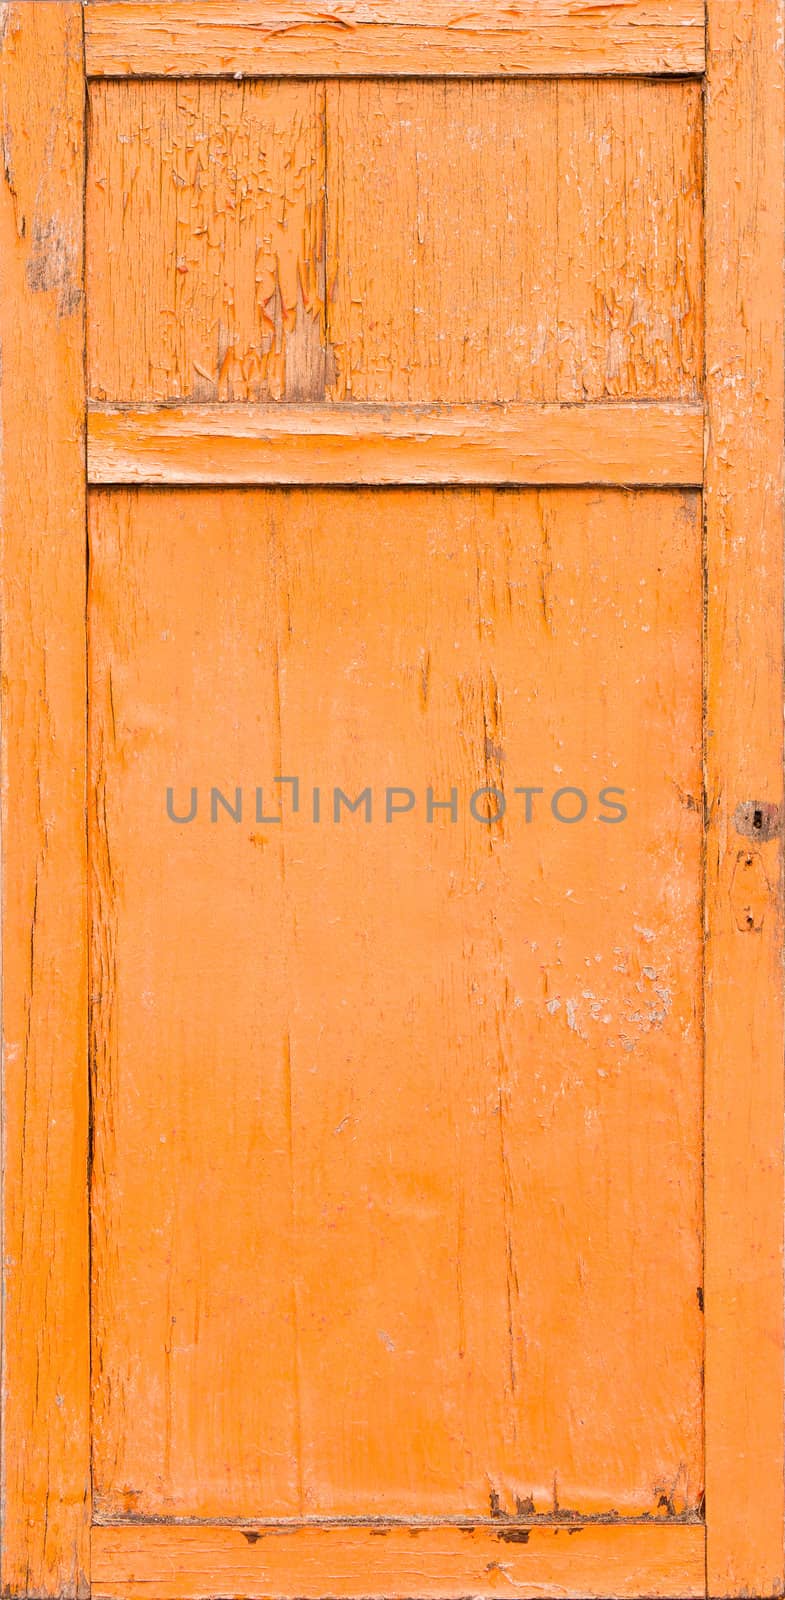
87;401;705;487
0;5;90;1594
84;1;707;78
703;0;785;1594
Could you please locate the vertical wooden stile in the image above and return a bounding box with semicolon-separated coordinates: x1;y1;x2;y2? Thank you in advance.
704;1;785;1594
0;5;90;1594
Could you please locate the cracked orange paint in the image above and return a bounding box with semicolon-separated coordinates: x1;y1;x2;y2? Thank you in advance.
2;5;784;1599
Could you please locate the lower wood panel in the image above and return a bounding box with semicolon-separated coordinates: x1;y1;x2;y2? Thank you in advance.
88;487;703;1524
91;1521;706;1600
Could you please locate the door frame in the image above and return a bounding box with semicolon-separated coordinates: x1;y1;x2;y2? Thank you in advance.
1;4;782;1596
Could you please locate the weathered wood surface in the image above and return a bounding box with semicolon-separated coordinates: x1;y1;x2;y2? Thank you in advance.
0;4;90;1594
87;401;705;486
326;79;703;404
87;78;703;408
84;0;707;78
89;486;703;1523
703;1;785;1594
88;81;326;403
3;0;780;1591
90;1520;706;1600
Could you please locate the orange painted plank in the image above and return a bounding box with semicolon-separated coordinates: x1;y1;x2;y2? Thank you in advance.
704;0;785;1595
84;0;707;78
326;80;703;404
0;4;90;1596
88;491;303;1521
88;487;703;1521
553;78;704;403
87;81;326;403
87;402;705;486
90;1521;706;1600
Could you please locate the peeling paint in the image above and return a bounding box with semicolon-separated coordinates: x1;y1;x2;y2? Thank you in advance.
88;81;326;401
326;79;702;404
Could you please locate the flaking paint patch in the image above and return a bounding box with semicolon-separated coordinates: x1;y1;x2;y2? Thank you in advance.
87;80;326;401
327;78;702;403
544;963;674;1056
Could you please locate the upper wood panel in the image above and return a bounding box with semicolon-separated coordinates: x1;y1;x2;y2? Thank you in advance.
84;1;707;78
87;81;325;403
88;79;703;406
327;79;703;404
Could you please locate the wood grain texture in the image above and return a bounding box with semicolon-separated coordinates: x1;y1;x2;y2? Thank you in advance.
326;80;703;404
703;1;785;1595
90;1521;706;1600
87;80;326;402
87;401;705;487
84;1;707;78
0;4;90;1595
88;486;703;1523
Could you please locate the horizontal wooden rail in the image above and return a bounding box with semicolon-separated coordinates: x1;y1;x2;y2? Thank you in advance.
87;401;705;488
91;1520;706;1600
84;1;707;78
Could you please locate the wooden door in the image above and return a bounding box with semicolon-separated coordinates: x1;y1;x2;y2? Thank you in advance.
1;5;783;1598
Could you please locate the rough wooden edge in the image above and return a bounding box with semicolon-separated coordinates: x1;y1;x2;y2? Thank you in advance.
703;1;785;1595
87;401;705;487
0;5;90;1595
83;0;707;78
91;1520;706;1600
